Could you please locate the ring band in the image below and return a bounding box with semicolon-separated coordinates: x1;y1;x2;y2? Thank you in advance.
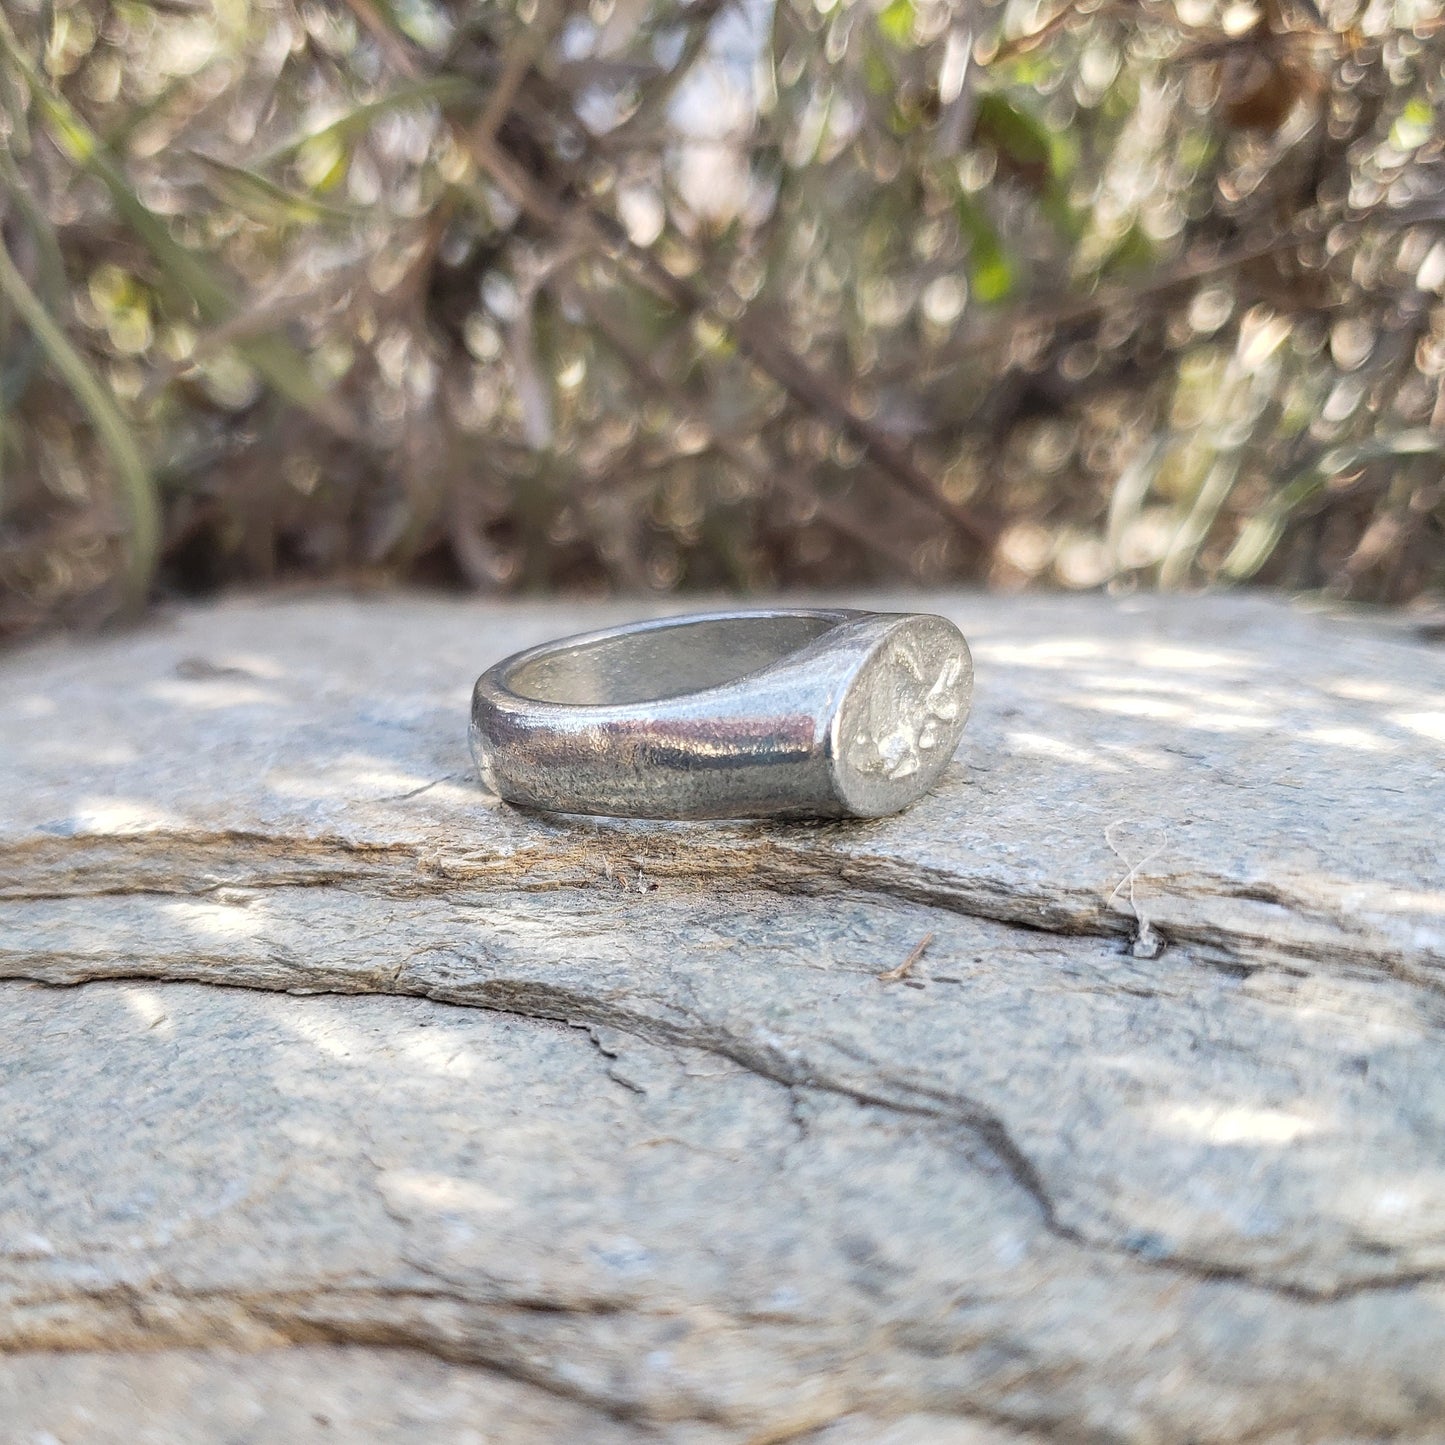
469;608;973;820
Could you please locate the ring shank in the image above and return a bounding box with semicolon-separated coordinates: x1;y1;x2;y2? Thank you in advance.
505;613;838;706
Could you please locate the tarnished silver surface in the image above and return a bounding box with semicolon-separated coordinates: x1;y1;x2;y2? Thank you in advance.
469;608;973;819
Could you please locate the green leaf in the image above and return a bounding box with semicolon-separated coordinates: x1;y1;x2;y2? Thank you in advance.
1106;436;1166;563
1391;96;1433;152
877;0;914;46
1098;220;1155;276
0;152;65;408
954;193;1016;303
1223;431;1442;580
189;152;359;227
0;238;160;606
862;44;894;98
260;77;475;168
0;12;339;421
975;91;1051;167
1159;449;1242;588
974;91;1079;237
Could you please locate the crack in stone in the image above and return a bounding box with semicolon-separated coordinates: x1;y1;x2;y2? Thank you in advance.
3;969;1441;1306
0;1279;1037;1442
3;828;1439;995
1;1279;703;1429
8;1269;1441;1445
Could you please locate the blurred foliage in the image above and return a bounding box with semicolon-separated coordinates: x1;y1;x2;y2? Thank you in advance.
1;0;1444;634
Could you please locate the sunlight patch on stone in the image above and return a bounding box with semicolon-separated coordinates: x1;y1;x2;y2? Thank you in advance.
378;1170;510;1217
1006;731;1127;772
1157;1103;1323;1146
119;986;173;1037
145;680;286;711
161;899;268;939
1392;710;1445;743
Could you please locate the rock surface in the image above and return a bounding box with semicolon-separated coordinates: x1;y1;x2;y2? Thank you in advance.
1;590;1442;1443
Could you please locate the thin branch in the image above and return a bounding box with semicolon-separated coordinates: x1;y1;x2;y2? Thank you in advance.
341;0;423;79
470;0;566;153
341;0;993;549
879;932;935;982
467;132;996;548
565;272;923;574
961;195;1439;361
599;0;733;147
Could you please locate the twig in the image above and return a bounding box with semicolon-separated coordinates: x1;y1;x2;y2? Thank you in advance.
138;256;368;406
342;0;422;79
563;273;922;573
878;932;936;982
982;0;1086;64
598;0;733;146
468;132;994;549
345;0;993;550
471;0;563;150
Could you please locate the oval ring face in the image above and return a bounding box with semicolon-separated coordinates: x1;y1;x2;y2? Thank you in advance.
831;614;973;817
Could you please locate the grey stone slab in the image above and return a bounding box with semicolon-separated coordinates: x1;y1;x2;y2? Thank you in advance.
1;979;1443;1443
2;592;1440;979
5;885;1444;1298
0;1346;651;1445
1;591;1443;1441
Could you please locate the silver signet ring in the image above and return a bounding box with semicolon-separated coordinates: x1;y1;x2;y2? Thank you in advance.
469;609;972;820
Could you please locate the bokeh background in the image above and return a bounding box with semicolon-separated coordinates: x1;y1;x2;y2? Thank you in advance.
2;0;1444;639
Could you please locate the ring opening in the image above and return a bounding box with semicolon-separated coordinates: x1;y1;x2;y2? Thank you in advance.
505;614;836;705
